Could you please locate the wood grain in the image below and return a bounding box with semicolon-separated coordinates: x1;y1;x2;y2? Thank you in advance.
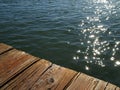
0;43;120;90
66;73;100;90
31;64;77;90
0;43;13;55
1;59;52;90
116;87;120;90
0;49;39;87
94;80;108;90
105;83;117;90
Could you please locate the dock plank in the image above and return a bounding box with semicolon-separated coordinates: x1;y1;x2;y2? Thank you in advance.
0;43;13;55
0;43;120;90
0;49;39;87
66;73;100;90
94;80;108;90
116;87;120;90
31;64;77;90
1;60;52;90
105;83;117;90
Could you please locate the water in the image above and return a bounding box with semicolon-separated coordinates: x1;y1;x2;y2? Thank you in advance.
0;0;120;86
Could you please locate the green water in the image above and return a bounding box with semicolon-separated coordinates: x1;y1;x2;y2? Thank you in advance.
0;0;120;86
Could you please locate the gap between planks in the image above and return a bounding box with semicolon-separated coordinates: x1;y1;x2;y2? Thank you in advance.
0;43;120;90
0;43;13;55
0;44;40;87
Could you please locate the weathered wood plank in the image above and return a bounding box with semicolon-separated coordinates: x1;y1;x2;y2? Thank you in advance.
0;49;39;87
116;87;120;90
0;43;120;90
94;80;108;90
66;73;100;90
55;67;77;90
105;83;117;90
0;43;13;55
1;60;52;90
31;64;77;90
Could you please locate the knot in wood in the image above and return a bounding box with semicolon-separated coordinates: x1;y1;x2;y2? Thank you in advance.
47;77;54;84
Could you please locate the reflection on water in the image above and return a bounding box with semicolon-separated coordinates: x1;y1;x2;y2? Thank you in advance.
72;0;120;71
0;0;120;86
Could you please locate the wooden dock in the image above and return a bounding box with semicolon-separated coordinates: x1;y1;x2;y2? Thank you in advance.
0;43;119;90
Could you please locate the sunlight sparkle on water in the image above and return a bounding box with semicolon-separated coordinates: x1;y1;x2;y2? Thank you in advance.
84;56;88;59
68;29;71;32
93;0;108;4
89;35;95;38
87;41;91;44
106;16;109;20
115;61;120;66
85;65;90;70
97;25;103;28
87;16;100;22
94;49;101;55
73;56;79;60
77;50;81;53
72;0;120;70
116;41;120;45
110;57;115;61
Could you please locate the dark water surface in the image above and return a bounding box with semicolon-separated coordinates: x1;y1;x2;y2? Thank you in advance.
0;0;120;86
